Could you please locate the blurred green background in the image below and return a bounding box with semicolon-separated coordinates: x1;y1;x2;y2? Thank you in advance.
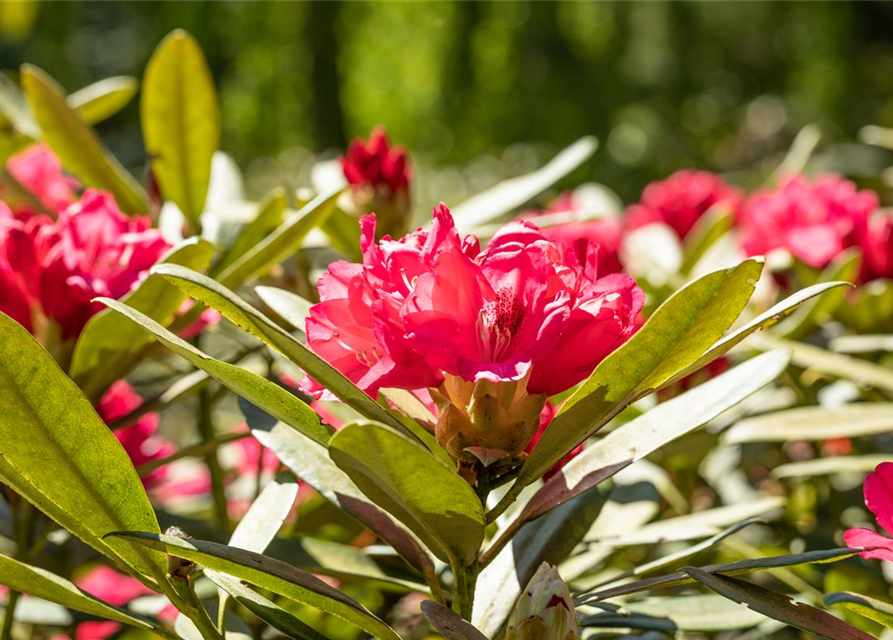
2;1;893;202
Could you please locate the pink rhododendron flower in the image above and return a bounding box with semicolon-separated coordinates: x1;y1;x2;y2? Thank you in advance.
522;192;624;275
858;210;893;282
305;205;643;463
0;189;170;339
96;381;174;490
845;461;893;562
627;170;741;240
3;144;79;217
738;174;878;269
341;126;412;238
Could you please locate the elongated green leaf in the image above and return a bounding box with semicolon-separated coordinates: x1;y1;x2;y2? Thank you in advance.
582;594;767;631
70;237;214;400
683;568;874;640
142;30;219;221
216;188;341;288
680;206;734;276
579;548;860;604
212;573;329;640
516;259;764;492
108;533;401;640
213;189;287;275
68;76;138;125
755;334;893;393
0;554;154;629
21;65;147;214
0;313;165;581
155;264;408;434
250;422;436;576
329;422;485;566
725;404;893;444
473;486;607;637
780;251;859;340
772;455;891;480
519;350;789;524
451;136;598;230
255;286;312;333
421;601;488;640
826;591;893;630
664;281;850;387
830;335;893;354
97;298;332;446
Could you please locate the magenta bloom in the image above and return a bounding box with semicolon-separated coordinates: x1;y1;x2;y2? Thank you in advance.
3;144;79;217
0;189;170;340
626;170;741;240
858;210;893;282
341;126;410;196
522;192;624;276
305;205;642;398
738;174;878;269
96;381;174;490
845;462;893;563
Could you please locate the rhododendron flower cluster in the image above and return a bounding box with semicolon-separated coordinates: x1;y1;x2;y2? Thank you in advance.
845;461;893;562
0;189;170;340
341;126;412;239
304;204;643;463
626;169;742;240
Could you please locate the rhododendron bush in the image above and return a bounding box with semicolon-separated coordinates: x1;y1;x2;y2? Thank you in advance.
1;30;893;640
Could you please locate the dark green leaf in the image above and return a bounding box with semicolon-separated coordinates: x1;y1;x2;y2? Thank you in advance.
421;601;488;640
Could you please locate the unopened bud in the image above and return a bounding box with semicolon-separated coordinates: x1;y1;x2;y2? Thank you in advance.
506;563;579;640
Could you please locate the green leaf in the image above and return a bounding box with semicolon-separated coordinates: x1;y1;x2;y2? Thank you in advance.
772;455;891;480
154;264;409;434
68;76;139;125
142;29;219;221
255;286;312;333
754;334;893;393
328;422;485;566
826;591;893;630
579;548;861;604
778;251;859;340
830;334;893;354
450;136;598;230
20;65;147;214
582;594;767;632
519;350;789;524
213;189;287;276
725;404;893;444
212;573;330;640
0;313;165;582
70;237;215;400
0;554;154;630
215;188;341;289
664;281;850;387
96;297;332;447
250;422;437;577
680;205;734;276
473;485;607;637
107;532;401;640
421;601;488;640
516;258;765;491
683;568;874;640
0;72;38;138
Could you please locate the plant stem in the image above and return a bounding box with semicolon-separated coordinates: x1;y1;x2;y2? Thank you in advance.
198;386;230;531
0;591;20;640
451;563;469;619
2;502;34;640
486;481;523;524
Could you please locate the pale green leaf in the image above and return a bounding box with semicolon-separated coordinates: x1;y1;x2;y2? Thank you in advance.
255;286;312;333
68;76;138;125
213;189;287;275
0;313;165;581
582;594;767;631
21;65;147;214
142;29;219;220
725;404;893;444
329;422;485;566
772;455;891;480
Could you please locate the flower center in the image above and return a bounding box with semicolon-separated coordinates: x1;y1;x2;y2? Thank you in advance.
477;286;526;361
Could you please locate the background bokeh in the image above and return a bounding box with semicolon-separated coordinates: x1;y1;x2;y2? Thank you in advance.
3;1;893;203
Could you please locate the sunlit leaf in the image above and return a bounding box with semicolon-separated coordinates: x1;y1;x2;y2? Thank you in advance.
772;455;891;480
68;76;138;125
725;404;893;444
826;591;893;630
581;594;767;632
212;189;287;275
21;65;147;214
142;29;219;222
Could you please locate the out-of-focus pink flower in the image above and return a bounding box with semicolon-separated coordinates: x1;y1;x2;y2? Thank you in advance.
525;402;582;481
0;189;170;340
340;126;412;238
627;170;741;240
858;210;893;282
96;381;174;490
305;205;643;463
522;192;624;275
73;566;175;640
3;144;79;217
738;174;878;269
845;461;893;563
